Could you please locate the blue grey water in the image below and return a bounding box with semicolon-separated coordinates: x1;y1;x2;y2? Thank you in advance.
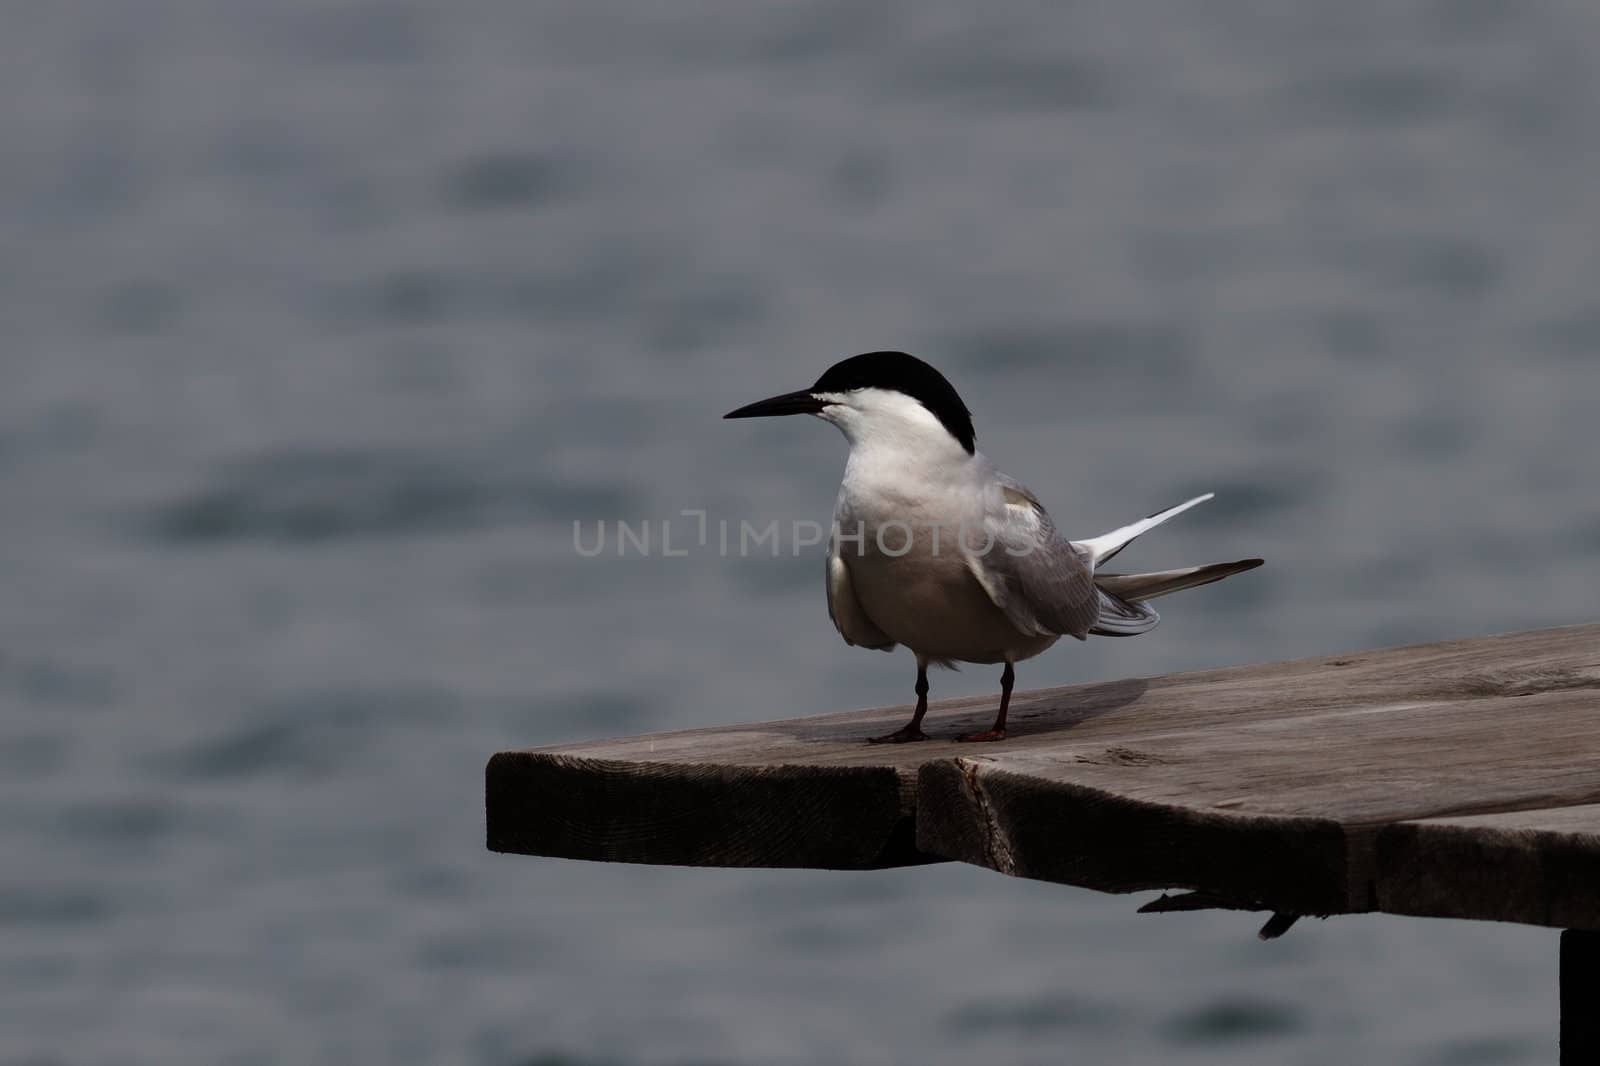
3;1;1598;1062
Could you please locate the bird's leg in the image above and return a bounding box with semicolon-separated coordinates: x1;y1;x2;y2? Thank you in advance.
958;661;1013;742
868;662;930;743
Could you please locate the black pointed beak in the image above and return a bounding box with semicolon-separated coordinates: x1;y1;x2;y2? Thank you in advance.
723;389;827;419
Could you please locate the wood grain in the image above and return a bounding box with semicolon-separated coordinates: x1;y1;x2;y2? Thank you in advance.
487;623;1600;929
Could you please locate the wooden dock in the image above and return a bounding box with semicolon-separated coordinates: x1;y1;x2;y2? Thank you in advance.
487;622;1600;1057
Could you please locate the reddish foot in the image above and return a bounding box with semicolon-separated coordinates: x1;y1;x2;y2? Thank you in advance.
956;728;1007;743
868;726;930;744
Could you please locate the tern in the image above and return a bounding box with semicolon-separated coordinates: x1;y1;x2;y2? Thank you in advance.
726;351;1262;743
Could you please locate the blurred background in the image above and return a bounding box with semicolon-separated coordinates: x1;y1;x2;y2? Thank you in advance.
3;0;1598;1063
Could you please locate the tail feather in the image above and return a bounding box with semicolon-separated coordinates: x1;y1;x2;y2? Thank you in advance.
1073;493;1214;567
1095;558;1264;602
1088;589;1161;637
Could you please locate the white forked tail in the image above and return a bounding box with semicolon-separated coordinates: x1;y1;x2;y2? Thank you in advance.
1072;492;1214;567
1095;559;1265;602
1087;557;1263;637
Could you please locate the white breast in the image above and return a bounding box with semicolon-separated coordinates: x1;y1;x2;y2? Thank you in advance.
829;446;1056;665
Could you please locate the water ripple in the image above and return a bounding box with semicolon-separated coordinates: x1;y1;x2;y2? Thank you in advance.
1161;998;1303;1043
945;995;1120;1036
139;448;634;546
442;153;578;214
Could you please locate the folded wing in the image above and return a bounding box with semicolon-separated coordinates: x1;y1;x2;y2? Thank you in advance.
969;484;1260;641
825;537;896;651
962;477;1100;640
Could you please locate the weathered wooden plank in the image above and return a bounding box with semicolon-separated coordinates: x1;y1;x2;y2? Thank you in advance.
486;673;1152;870
486;753;928;869
487;623;1600;928
1377;804;1600;929
516;623;1600;770
914;684;1600;923
916;758;1354;916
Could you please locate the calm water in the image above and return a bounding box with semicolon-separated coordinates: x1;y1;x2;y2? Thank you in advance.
4;1;1599;1063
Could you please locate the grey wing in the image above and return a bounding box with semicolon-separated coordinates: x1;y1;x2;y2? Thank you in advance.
826;535;896;651
962;475;1102;640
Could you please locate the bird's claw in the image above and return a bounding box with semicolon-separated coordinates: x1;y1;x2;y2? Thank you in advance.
956;728;1007;743
867;727;930;744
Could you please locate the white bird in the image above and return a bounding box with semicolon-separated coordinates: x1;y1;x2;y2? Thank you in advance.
725;351;1262;743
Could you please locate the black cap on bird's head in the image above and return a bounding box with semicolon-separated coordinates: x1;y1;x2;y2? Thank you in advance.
723;351;975;454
